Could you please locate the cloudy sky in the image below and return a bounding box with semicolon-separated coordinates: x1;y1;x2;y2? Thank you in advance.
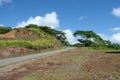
0;0;120;44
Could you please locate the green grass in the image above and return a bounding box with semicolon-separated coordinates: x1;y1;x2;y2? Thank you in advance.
0;39;58;49
0;28;61;49
0;40;31;48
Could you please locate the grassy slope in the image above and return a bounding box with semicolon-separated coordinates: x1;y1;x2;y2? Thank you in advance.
0;28;62;49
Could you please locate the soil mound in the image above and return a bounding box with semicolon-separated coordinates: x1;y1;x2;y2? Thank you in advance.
0;29;32;39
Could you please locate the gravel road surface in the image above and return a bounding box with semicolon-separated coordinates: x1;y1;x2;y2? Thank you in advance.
0;47;74;67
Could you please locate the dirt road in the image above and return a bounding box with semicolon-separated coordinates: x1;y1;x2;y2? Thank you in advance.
0;47;74;67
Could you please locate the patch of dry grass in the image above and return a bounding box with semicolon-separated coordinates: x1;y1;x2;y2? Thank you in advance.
20;49;120;80
20;59;86;80
19;49;89;80
0;48;120;80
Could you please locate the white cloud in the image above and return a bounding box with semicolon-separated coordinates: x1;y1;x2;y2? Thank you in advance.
16;12;59;29
78;16;86;21
63;29;78;44
110;33;120;43
112;7;120;17
0;0;12;5
98;33;120;44
110;27;120;31
98;33;109;40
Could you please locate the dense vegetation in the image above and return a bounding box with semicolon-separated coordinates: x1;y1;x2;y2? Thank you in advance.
25;24;67;44
0;26;12;34
0;25;120;50
0;25;64;49
73;30;120;50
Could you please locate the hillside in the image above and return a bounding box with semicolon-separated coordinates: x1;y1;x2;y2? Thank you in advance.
0;25;63;58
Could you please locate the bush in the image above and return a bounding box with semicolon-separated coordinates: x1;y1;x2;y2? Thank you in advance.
73;43;84;47
0;40;32;48
0;39;59;49
0;26;12;34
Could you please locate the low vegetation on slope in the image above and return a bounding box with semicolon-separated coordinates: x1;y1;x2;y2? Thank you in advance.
0;25;64;58
0;28;61;49
0;26;12;34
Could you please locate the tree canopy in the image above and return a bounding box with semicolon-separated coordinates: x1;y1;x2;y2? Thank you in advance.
1;24;120;49
0;26;12;34
25;24;66;44
74;30;104;47
74;30;120;50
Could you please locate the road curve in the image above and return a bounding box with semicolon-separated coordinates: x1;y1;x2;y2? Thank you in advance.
0;47;75;67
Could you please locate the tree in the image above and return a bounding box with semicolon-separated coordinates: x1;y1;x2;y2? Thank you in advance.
74;30;104;47
0;26;12;34
25;24;38;28
25;24;67;44
39;26;66;44
107;43;120;50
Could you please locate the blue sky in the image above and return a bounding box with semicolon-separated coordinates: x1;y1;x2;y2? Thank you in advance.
0;0;120;44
